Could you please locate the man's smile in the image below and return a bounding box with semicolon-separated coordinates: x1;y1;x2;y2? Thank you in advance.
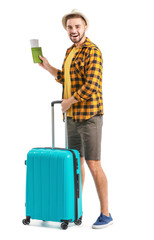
71;34;79;38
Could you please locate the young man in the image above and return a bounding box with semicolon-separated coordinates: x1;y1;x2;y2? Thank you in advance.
39;9;113;229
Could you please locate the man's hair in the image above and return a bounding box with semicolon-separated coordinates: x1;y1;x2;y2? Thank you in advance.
65;14;87;26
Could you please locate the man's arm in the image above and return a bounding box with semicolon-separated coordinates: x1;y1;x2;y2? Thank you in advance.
39;56;58;78
73;48;103;102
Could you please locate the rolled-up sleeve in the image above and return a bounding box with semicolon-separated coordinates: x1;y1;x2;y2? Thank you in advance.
73;48;103;102
55;69;64;84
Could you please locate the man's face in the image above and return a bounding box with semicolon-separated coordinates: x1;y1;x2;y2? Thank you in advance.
66;17;87;44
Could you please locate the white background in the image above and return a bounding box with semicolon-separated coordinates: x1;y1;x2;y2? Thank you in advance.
0;0;154;239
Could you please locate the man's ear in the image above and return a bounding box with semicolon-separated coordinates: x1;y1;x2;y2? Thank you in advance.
85;24;88;31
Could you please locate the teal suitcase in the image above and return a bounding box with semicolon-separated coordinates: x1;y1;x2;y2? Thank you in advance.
22;101;82;230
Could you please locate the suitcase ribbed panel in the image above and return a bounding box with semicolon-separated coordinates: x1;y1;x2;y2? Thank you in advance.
26;149;77;222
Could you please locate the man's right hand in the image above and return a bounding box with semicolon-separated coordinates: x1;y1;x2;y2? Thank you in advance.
38;56;51;72
38;55;58;79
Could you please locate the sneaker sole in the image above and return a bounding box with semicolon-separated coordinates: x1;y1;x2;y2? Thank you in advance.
92;220;114;229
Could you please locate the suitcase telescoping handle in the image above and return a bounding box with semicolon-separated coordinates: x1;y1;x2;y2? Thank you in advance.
51;100;68;149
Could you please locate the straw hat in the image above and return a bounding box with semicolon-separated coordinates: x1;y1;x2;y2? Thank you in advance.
62;9;89;30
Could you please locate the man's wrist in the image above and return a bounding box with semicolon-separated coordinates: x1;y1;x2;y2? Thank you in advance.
69;96;78;105
47;64;52;73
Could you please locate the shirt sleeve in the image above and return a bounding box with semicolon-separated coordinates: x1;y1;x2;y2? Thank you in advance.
55;49;70;84
55;69;64;84
73;48;103;102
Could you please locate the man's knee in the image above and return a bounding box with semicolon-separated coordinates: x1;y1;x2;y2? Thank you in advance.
86;160;101;175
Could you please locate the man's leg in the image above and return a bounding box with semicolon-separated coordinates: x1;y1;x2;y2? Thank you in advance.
86;160;109;216
80;157;85;192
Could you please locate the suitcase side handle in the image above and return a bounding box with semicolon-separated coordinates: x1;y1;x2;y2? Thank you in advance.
51;100;68;149
77;174;80;198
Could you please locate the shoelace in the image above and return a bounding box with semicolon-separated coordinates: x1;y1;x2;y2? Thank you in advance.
97;215;103;222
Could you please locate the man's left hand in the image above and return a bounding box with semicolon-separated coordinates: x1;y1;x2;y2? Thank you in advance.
61;99;72;113
61;96;78;113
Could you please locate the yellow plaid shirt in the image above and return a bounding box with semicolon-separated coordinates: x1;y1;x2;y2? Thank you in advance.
56;37;103;122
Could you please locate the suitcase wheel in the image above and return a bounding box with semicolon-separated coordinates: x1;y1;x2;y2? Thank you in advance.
22;216;31;225
61;222;68;230
74;216;82;225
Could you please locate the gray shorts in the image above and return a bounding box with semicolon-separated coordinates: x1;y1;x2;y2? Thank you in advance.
67;115;103;161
